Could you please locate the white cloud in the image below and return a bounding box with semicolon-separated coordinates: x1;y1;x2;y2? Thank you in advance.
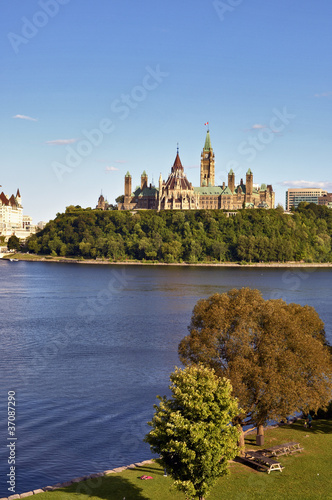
46;139;78;145
244;124;267;132
314;91;332;98
251;124;266;130
245;123;282;135
13;114;37;121
278;180;332;190
105;166;119;171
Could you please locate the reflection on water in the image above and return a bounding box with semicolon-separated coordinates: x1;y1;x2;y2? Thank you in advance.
0;261;331;494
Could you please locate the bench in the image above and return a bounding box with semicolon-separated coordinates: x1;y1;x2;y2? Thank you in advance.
243;451;284;473
239;456;270;472
263;442;303;457
288;447;304;454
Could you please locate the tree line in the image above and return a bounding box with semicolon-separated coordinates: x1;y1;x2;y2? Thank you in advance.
25;203;332;263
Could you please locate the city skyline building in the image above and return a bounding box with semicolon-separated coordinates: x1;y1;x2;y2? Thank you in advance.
285;188;328;211
0;187;36;240
318;192;332;208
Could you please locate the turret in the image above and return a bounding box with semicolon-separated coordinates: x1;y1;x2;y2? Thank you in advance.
158;173;163;211
15;188;22;207
246;168;253;196
141;171;148;190
96;193;105;210
124;171;132;198
228;169;235;193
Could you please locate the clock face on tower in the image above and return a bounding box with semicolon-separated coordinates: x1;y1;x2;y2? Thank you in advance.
204;153;209;158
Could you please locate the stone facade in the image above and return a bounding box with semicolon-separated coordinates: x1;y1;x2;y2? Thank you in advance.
0;188;36;241
117;131;275;211
0;189;22;232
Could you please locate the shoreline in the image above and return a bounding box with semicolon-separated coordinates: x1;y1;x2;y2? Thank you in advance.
0;421;296;498
0;459;155;499
2;254;332;267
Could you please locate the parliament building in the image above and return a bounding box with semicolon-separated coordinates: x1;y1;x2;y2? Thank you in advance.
117;130;275;211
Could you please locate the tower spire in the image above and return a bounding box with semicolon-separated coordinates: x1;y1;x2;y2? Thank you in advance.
172;146;183;172
204;129;211;151
200;127;215;187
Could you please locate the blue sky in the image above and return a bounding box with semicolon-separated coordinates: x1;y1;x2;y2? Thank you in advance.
1;0;332;222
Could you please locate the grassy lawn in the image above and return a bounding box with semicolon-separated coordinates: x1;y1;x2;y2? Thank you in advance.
32;419;332;499
2;252;49;261
2;253;82;262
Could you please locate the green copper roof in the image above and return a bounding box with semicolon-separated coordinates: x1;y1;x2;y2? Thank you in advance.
246;168;253;175
235;185;246;194
229;169;234;175
204;131;212;151
194;186;223;195
142;170;147;176
194;185;245;196
125;171;131;177
133;187;158;197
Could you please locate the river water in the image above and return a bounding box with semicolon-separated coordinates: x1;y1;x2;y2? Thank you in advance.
0;261;331;495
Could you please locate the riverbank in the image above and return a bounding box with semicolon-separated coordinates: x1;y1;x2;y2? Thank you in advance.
2;419;331;500
3;253;332;267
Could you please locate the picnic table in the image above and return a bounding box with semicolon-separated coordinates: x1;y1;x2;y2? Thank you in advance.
242;450;284;473
261;441;303;457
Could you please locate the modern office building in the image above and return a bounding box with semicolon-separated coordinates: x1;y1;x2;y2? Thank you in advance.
285;188;328;211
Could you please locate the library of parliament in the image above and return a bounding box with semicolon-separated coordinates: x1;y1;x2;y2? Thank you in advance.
112;130;275;211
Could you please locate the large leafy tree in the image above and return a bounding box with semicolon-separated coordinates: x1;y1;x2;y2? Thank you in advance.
179;288;332;446
145;365;239;500
7;235;20;251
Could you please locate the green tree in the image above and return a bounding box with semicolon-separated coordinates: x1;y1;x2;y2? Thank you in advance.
79;240;92;257
184;238;202;262
211;240;226;262
7;235;20;251
159;240;183;263
179;288;332;447
27;235;40;254
26;208;332;263
145;364;239;500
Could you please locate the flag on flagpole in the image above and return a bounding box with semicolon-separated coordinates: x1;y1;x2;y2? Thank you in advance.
204;122;209;126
